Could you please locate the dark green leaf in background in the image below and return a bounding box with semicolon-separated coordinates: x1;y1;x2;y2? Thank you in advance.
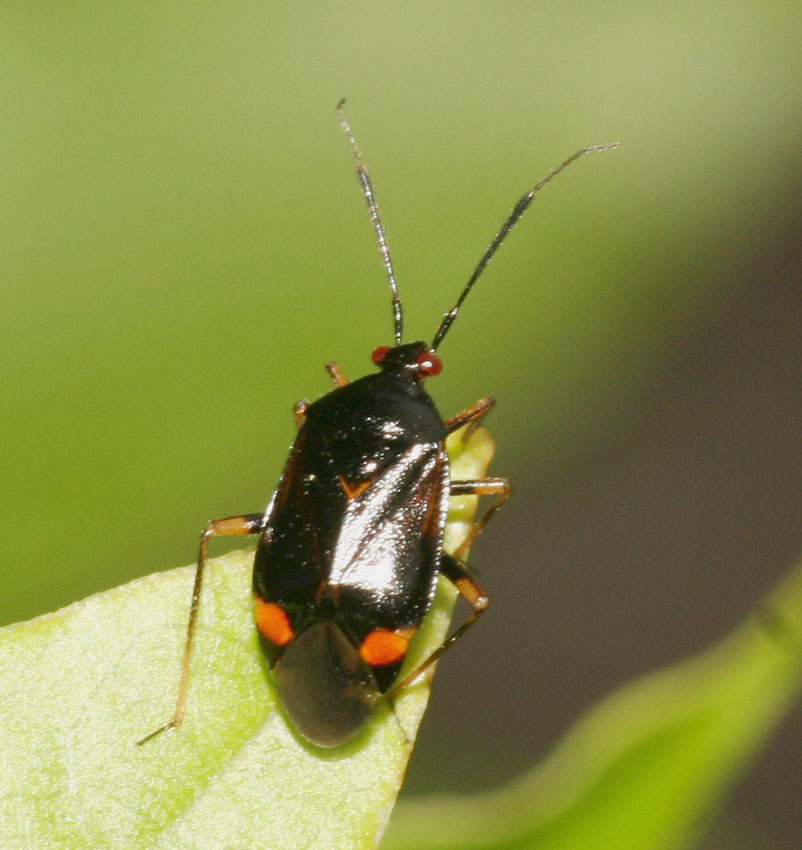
384;560;802;850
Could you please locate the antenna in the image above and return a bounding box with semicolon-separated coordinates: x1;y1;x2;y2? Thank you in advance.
337;99;404;346
431;142;620;352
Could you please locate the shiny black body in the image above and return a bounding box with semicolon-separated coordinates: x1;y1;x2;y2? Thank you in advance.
254;343;454;744
255;366;447;658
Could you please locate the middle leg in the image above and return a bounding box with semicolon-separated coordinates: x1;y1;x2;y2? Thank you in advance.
449;477;511;560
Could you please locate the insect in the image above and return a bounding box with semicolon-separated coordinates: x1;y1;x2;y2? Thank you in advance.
138;102;617;748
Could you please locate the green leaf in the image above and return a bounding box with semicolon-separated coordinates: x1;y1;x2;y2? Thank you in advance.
383;560;802;850
0;427;496;850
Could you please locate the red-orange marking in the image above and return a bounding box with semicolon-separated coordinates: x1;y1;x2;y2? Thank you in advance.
253;595;294;646
359;628;415;666
338;474;374;500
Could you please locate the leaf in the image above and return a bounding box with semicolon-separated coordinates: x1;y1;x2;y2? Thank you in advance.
0;427;496;850
383;559;802;850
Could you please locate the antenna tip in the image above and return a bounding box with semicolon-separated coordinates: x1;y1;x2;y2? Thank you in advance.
336;97;347;112
584;141;621;154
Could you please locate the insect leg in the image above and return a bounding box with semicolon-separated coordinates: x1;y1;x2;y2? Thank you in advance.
390;553;489;695
136;512;263;745
444;395;496;439
449;477;511;560
325;360;349;387
293;399;309;429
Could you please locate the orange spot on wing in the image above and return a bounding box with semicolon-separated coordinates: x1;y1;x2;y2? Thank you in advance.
254;595;294;646
359;627;416;666
338;474;374;500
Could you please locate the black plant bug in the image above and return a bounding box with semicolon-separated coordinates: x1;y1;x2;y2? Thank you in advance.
137;102;618;748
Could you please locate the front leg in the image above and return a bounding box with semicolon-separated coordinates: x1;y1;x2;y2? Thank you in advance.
325;360;349;387
444;396;496;437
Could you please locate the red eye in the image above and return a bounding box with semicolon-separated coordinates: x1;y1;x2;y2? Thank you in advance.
372;345;391;365
417;351;442;377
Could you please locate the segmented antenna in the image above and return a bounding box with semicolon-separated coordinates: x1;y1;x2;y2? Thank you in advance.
431;142;620;352
337;99;404;346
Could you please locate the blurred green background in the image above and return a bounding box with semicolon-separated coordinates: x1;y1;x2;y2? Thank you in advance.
1;2;801;847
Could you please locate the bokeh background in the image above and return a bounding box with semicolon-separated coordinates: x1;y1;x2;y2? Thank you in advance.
2;3;800;847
